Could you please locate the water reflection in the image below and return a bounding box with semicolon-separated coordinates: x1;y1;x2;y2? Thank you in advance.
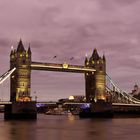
0;114;140;140
67;114;75;121
6;120;37;140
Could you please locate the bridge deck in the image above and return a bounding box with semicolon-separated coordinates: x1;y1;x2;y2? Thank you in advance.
31;62;96;73
0;102;12;105
1;101;140;108
112;103;140;107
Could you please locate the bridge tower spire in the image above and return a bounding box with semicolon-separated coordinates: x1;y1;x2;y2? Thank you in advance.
85;49;106;102
10;39;31;102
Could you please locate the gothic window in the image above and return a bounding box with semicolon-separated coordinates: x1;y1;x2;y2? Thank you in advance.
23;59;26;64
86;62;89;65
11;55;14;59
99;66;102;71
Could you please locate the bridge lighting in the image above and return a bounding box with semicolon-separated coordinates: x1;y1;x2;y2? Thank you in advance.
11;46;14;50
100;95;106;100
26;53;28;58
81;103;90;109
12;75;15;78
62;63;69;69
20;54;22;57
94;98;97;102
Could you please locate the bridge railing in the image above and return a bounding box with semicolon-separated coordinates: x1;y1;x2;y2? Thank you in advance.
0;68;16;84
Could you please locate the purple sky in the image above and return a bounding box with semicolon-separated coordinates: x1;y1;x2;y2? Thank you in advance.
0;0;140;101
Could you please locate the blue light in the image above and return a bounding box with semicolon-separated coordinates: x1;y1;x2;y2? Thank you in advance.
81;103;90;109
36;103;46;108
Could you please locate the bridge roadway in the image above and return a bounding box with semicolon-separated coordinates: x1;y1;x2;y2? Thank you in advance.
1;101;140;115
0;101;57;105
1;101;140;107
31;62;96;73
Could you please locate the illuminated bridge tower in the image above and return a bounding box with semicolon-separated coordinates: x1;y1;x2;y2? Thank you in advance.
85;49;106;102
81;50;112;117
10;40;31;102
5;40;36;120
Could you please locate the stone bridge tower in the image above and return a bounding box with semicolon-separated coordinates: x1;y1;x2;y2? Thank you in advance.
85;49;106;102
10;40;31;102
5;40;36;120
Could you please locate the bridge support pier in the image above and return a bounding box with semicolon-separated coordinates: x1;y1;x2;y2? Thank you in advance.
79;100;113;118
4;101;37;120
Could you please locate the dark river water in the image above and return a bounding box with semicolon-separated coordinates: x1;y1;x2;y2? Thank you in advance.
0;113;140;140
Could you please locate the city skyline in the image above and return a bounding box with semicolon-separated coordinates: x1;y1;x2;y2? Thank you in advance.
0;0;140;101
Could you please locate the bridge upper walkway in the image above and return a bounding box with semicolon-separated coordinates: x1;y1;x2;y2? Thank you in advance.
31;62;96;73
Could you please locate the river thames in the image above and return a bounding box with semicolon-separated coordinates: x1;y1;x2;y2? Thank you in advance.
0;113;140;140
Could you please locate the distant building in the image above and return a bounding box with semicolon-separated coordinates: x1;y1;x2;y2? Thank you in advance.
130;84;140;99
131;84;140;95
68;95;86;102
58;95;86;103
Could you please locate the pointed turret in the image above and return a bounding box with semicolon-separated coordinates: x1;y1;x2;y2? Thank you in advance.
85;55;89;66
134;84;138;91
103;54;105;61
10;46;14;56
91;48;99;60
27;45;31;55
17;39;25;52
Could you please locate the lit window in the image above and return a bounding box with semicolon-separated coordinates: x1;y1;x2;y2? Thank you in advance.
99;66;102;71
86;73;89;76
23;60;26;64
11;55;14;59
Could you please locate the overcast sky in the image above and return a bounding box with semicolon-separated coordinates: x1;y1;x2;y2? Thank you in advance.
0;0;140;101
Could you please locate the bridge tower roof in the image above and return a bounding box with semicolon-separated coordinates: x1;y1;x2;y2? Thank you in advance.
91;48;100;60
103;54;106;61
17;39;25;52
27;45;31;54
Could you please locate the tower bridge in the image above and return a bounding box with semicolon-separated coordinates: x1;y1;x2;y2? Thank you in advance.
0;39;140;119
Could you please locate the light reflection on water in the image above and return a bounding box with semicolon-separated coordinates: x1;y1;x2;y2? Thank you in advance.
0;113;140;140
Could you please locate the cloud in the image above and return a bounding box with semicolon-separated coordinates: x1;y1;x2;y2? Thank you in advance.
0;0;140;100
